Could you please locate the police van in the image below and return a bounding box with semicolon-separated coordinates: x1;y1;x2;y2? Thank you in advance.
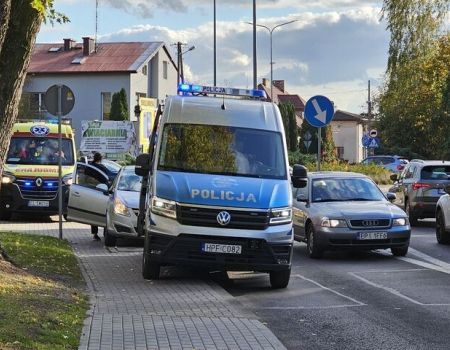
135;84;307;288
0;121;76;220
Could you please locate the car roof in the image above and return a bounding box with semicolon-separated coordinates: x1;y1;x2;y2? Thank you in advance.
410;160;450;166
309;171;369;179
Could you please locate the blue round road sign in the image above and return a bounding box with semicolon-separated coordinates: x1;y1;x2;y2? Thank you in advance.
304;95;334;128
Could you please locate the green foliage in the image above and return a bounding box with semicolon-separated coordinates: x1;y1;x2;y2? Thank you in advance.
117;153;136;166
288;150;317;166
31;0;69;24
109;88;129;121
298;122;336;162
279;102;298;151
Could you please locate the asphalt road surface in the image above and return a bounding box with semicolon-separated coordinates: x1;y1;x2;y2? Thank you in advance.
221;220;450;350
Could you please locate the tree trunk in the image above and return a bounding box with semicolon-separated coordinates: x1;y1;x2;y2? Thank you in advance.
0;1;42;191
0;0;11;54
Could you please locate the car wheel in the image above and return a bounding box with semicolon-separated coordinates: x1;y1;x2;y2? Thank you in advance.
436;210;450;244
269;268;291;289
0;210;12;221
104;227;117;247
142;233;160;280
391;246;409;256
306;224;323;259
405;200;418;226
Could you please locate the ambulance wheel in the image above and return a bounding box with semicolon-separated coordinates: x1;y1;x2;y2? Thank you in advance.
0;210;12;221
269;268;291;289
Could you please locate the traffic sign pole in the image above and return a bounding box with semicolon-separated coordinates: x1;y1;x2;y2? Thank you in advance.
318;127;321;171
58;85;63;240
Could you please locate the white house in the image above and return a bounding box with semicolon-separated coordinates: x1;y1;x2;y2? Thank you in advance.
22;37;178;145
331;110;367;163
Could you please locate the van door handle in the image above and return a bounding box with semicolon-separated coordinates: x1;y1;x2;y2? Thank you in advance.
73;192;80;197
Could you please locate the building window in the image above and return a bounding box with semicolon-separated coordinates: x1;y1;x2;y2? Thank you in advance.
101;92;112;120
142;65;148;76
18;92;46;119
163;61;168;80
336;147;345;160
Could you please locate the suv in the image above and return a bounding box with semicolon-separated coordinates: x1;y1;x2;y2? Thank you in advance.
389;160;450;225
361;155;408;173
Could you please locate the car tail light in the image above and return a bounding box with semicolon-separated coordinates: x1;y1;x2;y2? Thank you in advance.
397;164;404;171
412;182;431;191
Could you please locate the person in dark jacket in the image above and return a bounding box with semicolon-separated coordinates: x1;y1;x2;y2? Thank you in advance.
90;152;109;241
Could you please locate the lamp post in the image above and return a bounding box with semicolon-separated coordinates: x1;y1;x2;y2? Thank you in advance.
174;43;195;86
246;19;298;101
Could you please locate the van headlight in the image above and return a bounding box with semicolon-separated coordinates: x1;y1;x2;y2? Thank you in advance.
269;208;292;225
151;196;177;219
321;218;348;228
1;172;15;184
393;217;409;226
114;197;130;216
62;174;73;185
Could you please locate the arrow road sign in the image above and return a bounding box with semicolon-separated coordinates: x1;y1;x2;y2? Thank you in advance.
304;95;335;128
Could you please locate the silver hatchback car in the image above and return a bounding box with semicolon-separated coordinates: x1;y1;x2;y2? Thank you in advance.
292;172;411;258
67;164;142;246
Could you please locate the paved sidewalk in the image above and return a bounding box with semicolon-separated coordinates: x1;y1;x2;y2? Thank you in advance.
0;218;286;350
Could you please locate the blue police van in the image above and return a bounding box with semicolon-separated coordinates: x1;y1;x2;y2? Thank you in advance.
135;84;307;288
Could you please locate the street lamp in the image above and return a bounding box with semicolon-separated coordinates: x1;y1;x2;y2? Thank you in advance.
246;19;298;101
174;43;195;86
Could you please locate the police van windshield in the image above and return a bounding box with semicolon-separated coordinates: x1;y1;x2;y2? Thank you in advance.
158;124;287;179
6;137;75;166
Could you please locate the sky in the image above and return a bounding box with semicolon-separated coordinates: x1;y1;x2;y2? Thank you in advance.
37;0;391;113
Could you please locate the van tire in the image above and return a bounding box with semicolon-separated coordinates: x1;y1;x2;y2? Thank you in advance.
269;268;291;289
142;233;160;280
104;228;117;247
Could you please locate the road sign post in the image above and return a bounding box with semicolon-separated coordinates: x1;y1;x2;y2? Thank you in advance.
304;95;335;171
44;84;75;239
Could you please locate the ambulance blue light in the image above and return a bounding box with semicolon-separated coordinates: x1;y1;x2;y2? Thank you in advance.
47;183;54;187
25;182;32;186
177;84;266;99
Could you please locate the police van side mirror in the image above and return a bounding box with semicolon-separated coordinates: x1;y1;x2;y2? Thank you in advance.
135;154;152;177
292;164;308;188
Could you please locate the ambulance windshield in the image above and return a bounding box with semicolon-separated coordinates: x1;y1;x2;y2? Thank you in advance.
6;137;75;166
158;124;287;179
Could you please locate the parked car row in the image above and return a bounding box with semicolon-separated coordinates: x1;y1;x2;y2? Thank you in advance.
361;155;409;174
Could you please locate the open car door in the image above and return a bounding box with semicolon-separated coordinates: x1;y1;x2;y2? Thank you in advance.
67;162;110;227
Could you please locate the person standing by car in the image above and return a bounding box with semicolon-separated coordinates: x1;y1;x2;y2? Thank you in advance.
90;152;109;240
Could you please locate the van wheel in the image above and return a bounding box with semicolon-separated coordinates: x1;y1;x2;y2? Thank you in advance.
104;228;117;247
391;246;409;256
405;200;418;226
436;210;450;244
269;268;291;289
142;234;160;280
0;210;12;221
306;224;323;259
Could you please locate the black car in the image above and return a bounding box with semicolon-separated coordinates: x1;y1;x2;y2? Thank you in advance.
389;160;450;225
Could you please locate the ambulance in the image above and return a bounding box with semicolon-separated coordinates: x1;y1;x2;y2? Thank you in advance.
0;120;76;220
135;84;307;288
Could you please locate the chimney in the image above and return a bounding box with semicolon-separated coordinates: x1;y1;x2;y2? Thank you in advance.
273;80;285;92
82;37;95;56
63;38;76;51
262;78;268;87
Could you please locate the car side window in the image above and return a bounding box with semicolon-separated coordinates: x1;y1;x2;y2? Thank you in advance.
404;165;415;179
295;185;309;201
75;163;109;189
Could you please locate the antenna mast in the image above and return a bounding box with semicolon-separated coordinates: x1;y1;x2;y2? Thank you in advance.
95;0;99;52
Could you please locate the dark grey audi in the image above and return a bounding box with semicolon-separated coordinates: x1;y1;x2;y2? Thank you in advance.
292;172;411;258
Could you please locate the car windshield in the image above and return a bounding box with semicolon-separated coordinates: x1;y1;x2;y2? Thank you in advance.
117;169;142;192
312;177;385;202
102;160;122;174
6;137;74;166
158;123;287;179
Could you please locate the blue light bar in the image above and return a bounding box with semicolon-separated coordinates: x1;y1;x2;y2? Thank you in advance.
178;84;266;99
25;182;32;186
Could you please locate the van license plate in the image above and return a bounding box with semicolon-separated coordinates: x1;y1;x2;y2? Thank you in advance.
202;243;242;254
28;201;50;207
357;232;387;240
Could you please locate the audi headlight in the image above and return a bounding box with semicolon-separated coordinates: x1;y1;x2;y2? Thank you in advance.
62;174;73;185
393;217;409;226
114;197;130;216
1;172;15;184
269;208;292;225
151;196;177;219
321;218;348;228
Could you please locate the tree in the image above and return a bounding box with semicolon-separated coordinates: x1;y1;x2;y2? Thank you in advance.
278;102;298;152
109;88;129;121
0;0;68;190
299;120;336;162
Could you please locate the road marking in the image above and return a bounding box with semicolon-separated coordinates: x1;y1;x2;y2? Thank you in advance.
350;268;428;274
408;247;450;270
294;274;366;306
260;304;363;310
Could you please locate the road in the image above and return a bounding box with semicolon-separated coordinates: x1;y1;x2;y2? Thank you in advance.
219;220;450;350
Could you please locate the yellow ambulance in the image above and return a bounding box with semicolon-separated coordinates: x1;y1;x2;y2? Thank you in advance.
0;120;76;220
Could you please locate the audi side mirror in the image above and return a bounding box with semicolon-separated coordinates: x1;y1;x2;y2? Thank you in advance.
386;192;396;202
292;164;308;189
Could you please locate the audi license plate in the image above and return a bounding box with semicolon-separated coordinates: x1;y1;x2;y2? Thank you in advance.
28;200;50;207
202;243;242;254
357;232;387;240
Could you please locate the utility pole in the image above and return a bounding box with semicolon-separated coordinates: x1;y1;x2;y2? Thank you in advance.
367;80;372;156
177;42;182;86
252;0;257;89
